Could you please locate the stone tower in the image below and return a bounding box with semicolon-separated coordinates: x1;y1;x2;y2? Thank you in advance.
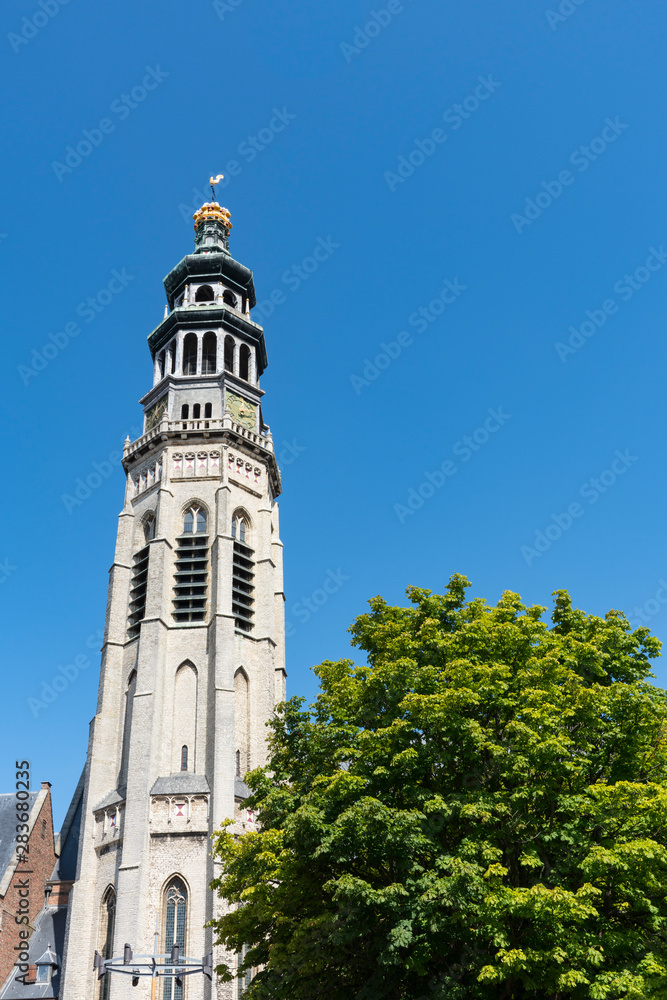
60;197;286;999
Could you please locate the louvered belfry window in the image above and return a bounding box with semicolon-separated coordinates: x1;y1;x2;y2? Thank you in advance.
173;506;208;623
128;545;150;636
231;513;254;632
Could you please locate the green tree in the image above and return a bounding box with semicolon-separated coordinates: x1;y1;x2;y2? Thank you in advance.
210;576;667;999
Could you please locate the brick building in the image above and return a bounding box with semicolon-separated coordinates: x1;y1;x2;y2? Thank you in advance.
0;783;57;990
0;775;83;999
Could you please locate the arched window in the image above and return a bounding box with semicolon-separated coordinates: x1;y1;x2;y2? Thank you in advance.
144;513;156;543
168;340;176;374
117;671;136;788
195;284;214;302
163;878;187;1000
158;350;165;380
204;402;212;419
231;513;254;632
202;332;217;374
224;335;235;373
99;887;116;1000
235;668;250;778
183;333;198;375
193;403;201;419
182;506;207;534
223;289;237;308
239;344;250;382
173;664;197;771
231;512;248;543
181;404;189;420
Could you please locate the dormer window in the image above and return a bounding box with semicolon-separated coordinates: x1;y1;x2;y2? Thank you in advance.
195;284;214;302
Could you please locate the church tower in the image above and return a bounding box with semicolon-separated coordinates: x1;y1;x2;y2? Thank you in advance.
60;193;286;999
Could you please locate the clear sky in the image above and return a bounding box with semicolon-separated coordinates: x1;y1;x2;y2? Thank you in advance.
1;0;666;828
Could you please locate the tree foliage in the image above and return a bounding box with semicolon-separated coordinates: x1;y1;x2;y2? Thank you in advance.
210;576;667;999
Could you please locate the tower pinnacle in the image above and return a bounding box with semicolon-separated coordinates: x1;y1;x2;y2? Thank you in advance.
192;176;233;254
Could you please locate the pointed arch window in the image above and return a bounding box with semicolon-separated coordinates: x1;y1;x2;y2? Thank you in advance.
202;331;217;374
183;333;198;375
144;512;156;543
99;887;116;1000
163;878;187;1000
231;512;248;544
231;513;254;632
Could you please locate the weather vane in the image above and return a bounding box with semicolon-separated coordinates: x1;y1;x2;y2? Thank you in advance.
209;174;224;201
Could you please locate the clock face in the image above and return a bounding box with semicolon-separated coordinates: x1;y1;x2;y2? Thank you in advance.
145;395;168;432
227;392;257;430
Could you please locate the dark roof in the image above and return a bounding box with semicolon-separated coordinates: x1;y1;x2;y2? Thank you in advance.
50;794;82;883
92;789;124;814
150;774;210;796
235;779;250;800
0;905;67;999
0;792;38;882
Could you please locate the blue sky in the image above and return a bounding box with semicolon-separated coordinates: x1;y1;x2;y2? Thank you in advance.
1;0;666;828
